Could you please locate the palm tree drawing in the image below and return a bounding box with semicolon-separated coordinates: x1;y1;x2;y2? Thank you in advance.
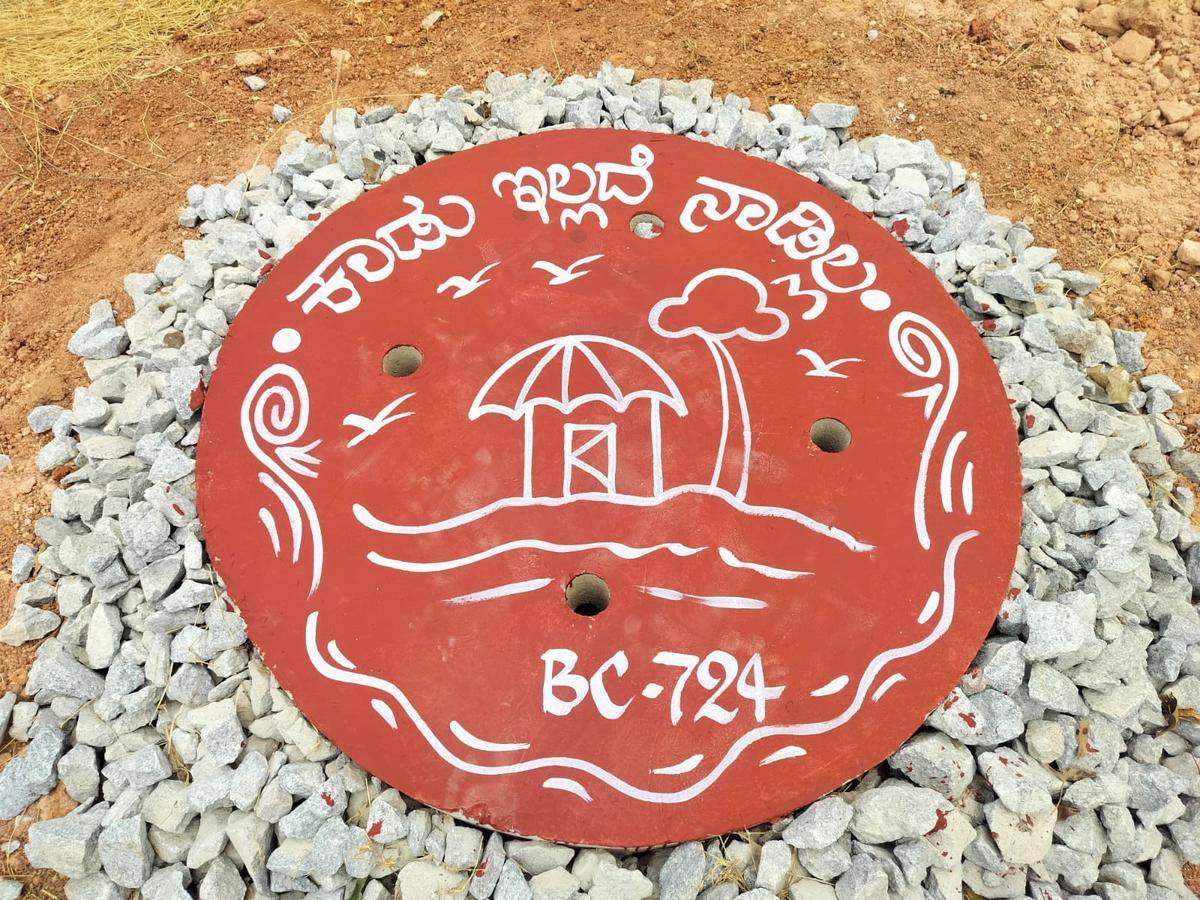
648;267;789;500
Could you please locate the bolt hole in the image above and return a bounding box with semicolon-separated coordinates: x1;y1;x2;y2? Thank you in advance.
382;345;422;377
629;212;664;239
565;573;610;616
810;418;852;453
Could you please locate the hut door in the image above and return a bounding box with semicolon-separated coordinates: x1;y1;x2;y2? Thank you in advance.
563;424;616;496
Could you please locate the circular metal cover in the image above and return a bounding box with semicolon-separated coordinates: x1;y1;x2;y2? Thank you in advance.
196;130;1021;847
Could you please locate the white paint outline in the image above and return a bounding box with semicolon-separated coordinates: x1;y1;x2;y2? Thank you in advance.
543;778;592;802
810;675;849;697
717;547;810;580
444;578;553;605
939;430;968;513
760;746;807;766
640;586;767;611
563;423;616;495
257;508;281;557
871;673;907;702
651;754;705;776
450;721;530;752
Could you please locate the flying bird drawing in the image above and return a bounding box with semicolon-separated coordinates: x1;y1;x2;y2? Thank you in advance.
795;348;863;379
770;274;829;321
531;254;605;286
343;393;416;448
437;262;500;299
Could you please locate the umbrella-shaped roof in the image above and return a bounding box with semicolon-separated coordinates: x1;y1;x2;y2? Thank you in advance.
469;335;688;421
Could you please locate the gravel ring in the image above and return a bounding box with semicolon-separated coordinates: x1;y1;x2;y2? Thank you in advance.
3;63;1200;900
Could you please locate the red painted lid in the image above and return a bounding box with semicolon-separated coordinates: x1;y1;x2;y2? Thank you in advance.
197;129;1021;847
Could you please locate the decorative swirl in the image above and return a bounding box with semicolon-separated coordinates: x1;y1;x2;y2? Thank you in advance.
889;312;960;550
241;363;324;594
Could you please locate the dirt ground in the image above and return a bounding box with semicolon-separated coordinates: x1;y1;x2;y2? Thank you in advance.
0;0;1198;894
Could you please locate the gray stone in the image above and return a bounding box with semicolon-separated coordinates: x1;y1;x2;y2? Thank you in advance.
445;824;484;870
834;854;887;900
783;795;854;850
850;784;947;843
226;809;272;892
1126;762;1187;811
98;816;153;888
1024;602;1090;660
141;865;192;900
228;750;269;810
807;103;858;129
69;301;129;359
0;603;61;645
24;803;105;878
985;802;1054;865
57;743;99;802
591;859;653;900
10;544;35;583
398;859;470;899
149;445;194;483
530;867;580;900
983;266;1036;303
888;731;975;796
1018;431;1082;468
494;859;533;900
979;750;1055;814
199;855;246;900
507;840;575;875
754;840;793;893
657;840;707;900
142;779;197;833
0;725;64;818
85;603;123;668
1025;719;1066;763
186;808;229;869
277;776;345;839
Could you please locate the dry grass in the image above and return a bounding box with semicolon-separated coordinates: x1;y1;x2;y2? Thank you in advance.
0;0;235;93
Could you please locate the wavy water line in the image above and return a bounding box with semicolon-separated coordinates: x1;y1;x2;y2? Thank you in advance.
306;531;975;804
368;540;704;574
354;483;873;554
